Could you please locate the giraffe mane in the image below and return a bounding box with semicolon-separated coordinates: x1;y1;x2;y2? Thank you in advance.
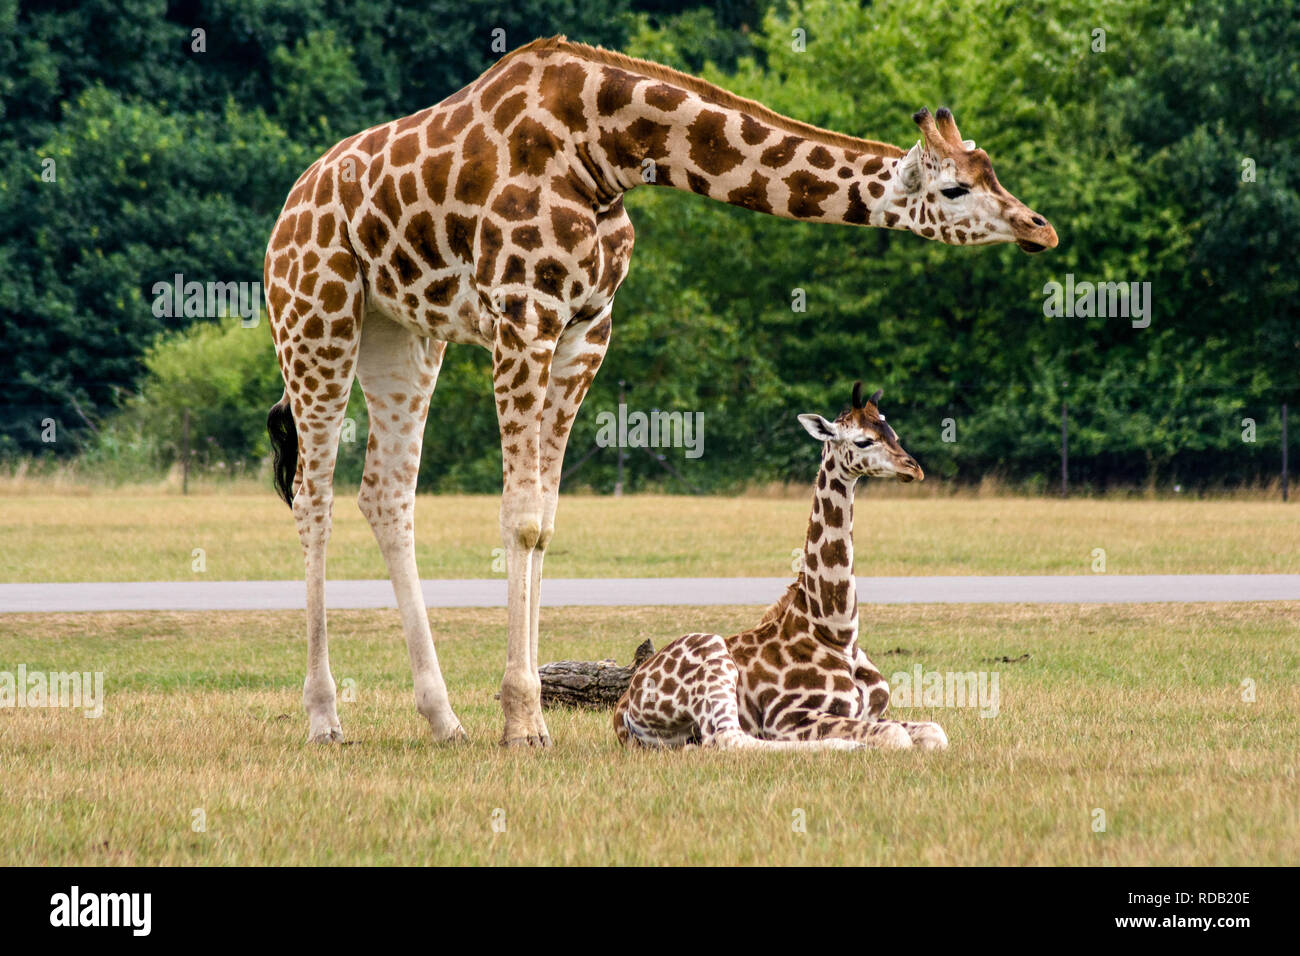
504;35;906;160
758;583;799;625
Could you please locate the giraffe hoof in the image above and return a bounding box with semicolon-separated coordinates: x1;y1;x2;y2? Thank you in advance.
873;723;914;750
501;733;552;748
434;724;469;744
908;723;949;751
308;728;345;744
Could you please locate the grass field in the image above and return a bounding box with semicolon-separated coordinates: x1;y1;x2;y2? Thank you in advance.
1;601;1295;865
2;493;1298;582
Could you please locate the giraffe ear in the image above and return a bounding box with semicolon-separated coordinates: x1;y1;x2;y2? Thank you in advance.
899;143;924;194
798;414;837;443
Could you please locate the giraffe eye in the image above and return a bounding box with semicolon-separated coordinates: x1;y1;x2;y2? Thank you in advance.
940;186;970;200
854;437;876;448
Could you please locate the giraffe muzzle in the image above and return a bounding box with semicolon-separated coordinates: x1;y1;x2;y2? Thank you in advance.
896;457;924;482
1015;214;1059;254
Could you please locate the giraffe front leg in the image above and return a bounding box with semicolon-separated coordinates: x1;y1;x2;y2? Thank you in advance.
499;485;547;748
849;647;947;749
838;716;949;750
775;710;918;751
894;720;949;750
493;301;563;748
356;314;464;743
526;307;614;733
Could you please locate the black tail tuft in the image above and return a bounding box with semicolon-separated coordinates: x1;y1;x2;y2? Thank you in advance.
267;393;298;508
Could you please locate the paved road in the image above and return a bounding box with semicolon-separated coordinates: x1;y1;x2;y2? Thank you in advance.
2;574;1298;613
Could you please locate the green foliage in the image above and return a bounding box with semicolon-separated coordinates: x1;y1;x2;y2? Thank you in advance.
2;0;1296;493
624;5;763;72
604;0;1298;489
269;30;367;138
90;315;284;472
0;85;315;454
0;0;635;457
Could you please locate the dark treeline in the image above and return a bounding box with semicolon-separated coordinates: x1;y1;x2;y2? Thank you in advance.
1;0;1295;492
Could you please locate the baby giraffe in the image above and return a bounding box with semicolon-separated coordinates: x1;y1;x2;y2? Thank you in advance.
614;383;947;752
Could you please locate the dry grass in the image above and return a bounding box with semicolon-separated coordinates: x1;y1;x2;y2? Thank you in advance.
0;602;1295;865
1;494;1298;582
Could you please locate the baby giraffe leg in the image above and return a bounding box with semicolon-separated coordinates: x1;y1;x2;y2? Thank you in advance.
773;710;920;750
893;720;949;750
693;672;861;752
850;648;947;749
616;635;863;752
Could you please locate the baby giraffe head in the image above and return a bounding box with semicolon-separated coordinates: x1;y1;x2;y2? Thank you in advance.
898;106;1058;254
797;382;924;482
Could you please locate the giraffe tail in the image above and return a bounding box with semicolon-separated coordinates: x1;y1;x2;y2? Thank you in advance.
267;390;298;508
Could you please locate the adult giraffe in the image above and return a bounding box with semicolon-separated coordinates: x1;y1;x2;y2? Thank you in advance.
262;35;1057;747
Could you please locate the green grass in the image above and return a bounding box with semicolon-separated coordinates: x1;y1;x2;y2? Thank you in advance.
1;493;1298;581
1;602;1295;865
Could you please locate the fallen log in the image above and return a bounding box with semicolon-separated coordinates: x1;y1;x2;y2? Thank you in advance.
537;639;655;709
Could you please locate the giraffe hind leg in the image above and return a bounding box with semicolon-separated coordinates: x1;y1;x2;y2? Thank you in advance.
267;245;364;743
619;635;864;752
286;361;356;743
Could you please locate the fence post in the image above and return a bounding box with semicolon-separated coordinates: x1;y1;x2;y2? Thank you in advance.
1283;403;1289;503
614;381;625;497
181;408;190;496
1060;400;1068;499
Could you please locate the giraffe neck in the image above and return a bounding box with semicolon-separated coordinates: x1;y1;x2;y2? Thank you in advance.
798;448;859;647
565;53;915;229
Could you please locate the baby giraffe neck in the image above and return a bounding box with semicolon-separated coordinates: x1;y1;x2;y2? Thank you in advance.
798;449;859;647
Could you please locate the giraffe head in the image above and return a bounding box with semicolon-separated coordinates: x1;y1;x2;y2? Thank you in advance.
797;383;924;483
899;107;1058;253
